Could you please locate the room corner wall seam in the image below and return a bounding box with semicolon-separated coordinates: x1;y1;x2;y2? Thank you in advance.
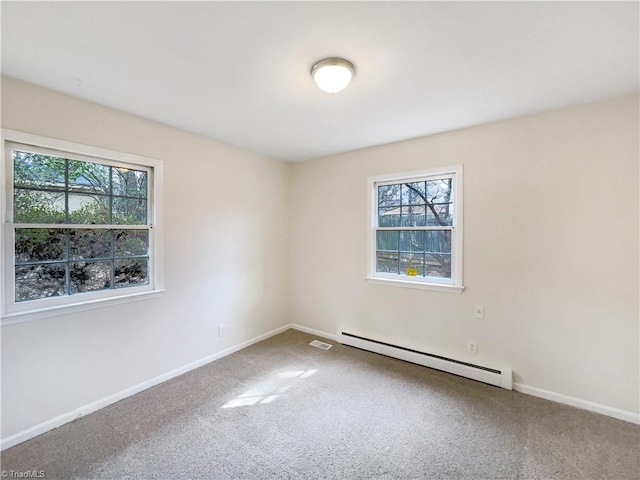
289;323;337;341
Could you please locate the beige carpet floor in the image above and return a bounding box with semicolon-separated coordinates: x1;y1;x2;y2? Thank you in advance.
2;329;639;479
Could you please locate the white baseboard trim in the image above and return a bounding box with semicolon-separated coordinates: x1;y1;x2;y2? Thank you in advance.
291;326;639;424
289;323;337;341
0;324;291;451
514;383;640;425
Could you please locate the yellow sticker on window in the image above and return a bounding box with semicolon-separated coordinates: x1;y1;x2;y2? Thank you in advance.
406;267;418;276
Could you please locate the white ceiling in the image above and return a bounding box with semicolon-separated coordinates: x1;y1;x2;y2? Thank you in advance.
2;2;638;162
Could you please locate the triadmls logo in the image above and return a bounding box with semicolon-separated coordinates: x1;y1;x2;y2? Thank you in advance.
1;471;46;479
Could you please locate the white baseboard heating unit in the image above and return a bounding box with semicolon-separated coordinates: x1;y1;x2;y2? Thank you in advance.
337;331;512;390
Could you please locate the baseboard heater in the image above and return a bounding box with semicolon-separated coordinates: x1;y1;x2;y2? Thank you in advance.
337;331;512;390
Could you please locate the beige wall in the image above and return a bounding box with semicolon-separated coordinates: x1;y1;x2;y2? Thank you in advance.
290;94;639;413
1;76;291;438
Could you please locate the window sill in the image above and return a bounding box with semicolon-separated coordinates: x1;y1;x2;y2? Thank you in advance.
365;276;465;293
1;289;166;326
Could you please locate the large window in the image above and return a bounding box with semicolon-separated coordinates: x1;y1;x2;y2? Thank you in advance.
367;165;463;293
2;130;163;322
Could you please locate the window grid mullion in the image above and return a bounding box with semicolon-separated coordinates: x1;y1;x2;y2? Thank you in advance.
398;186;402;274
15;258;68;267
10;223;149;230
109;166;113;224
376;226;454;231
64;160;71;294
397;229;401;274
10;185;147;201
15;253;149;268
109;166;115;289
376;249;452;254
64;159;69;224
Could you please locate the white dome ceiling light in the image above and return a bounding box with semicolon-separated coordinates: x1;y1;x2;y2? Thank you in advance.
311;58;355;94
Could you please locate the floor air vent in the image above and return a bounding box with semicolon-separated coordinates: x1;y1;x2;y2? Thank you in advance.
337;331;512;390
309;340;333;350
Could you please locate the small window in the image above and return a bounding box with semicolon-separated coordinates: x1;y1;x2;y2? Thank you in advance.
367;165;464;293
2;130;164;322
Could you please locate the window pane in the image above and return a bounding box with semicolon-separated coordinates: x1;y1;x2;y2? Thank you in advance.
401;205;426;227
70;261;111;293
113;198;147;224
399;231;424;252
425;203;453;226
425;231;452;254
70;229;112;260
376;230;399;251
426;254;451;278
68;194;110;224
14;189;65;223
114;258;148;288
378;206;401;227
424;178;453;226
13;151;65;190
378;184;401;207
400;253;424;276
113;168;147;198
426;179;453;204
15;264;66;302
401;182;425;206
376;252;398;273
15;229;67;263
68;160;110;194
114;230;149;257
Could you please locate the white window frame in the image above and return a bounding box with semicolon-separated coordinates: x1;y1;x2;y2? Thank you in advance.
366;165;464;293
1;129;164;324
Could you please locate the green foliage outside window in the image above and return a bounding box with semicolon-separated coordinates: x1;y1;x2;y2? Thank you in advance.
12;149;150;302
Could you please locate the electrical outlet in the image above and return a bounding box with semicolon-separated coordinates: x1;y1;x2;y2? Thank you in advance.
474;305;484;319
218;324;226;337
467;341;478;355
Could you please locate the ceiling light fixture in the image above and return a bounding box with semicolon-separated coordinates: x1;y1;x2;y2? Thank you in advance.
311;58;355;94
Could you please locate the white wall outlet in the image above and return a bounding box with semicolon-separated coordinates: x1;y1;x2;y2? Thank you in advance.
467;340;478;355
218;324;226;337
473;305;484;319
